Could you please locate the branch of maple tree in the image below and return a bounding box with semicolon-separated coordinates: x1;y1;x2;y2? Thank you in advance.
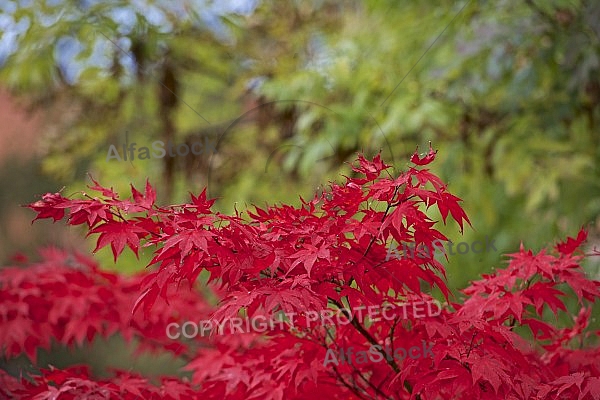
2;148;599;399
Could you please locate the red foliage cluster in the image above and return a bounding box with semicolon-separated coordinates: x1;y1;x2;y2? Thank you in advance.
0;247;213;363
0;365;197;400
1;148;599;399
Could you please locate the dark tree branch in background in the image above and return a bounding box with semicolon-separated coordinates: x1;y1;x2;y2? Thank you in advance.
159;59;178;203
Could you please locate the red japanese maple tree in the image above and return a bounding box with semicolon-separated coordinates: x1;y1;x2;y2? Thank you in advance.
2;148;600;399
